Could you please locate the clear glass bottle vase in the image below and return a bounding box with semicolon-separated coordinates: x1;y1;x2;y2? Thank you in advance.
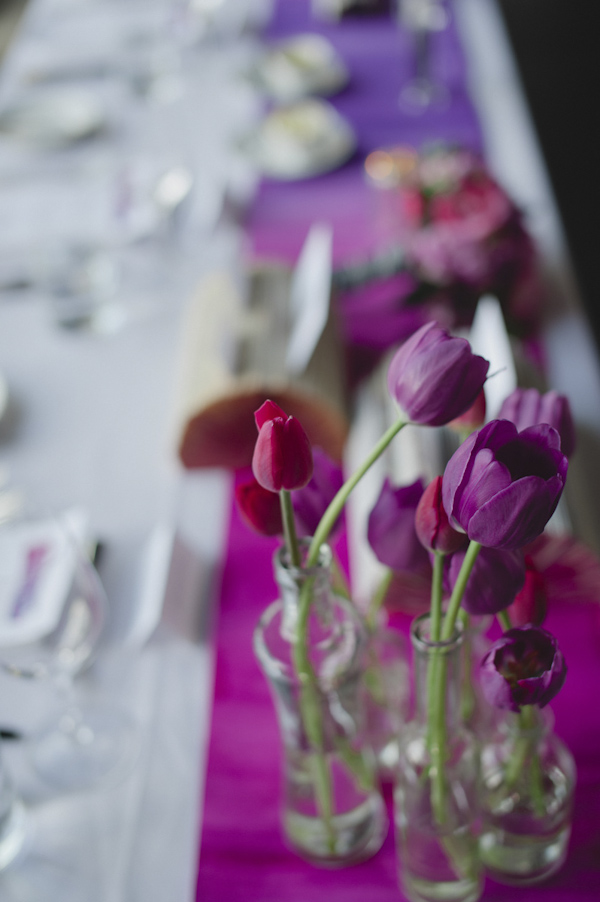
253;541;387;867
479;705;576;885
394;613;483;902
363;622;409;780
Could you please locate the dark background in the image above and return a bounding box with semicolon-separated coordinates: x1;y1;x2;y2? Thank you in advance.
497;0;600;352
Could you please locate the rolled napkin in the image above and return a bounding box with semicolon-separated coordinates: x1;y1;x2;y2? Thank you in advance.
174;263;349;470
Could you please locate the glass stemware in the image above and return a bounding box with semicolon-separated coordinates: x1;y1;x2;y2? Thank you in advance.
0;507;138;792
397;0;449;112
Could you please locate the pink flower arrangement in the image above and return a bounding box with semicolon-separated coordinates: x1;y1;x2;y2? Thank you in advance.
337;146;543;382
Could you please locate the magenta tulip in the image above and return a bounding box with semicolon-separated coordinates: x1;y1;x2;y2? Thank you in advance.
448;545;525;616
442;419;568;550
387;322;489;426
367;478;431;575
480;626;567;711
252;400;313;493
415;476;468;555
499;387;576;458
235;478;283;536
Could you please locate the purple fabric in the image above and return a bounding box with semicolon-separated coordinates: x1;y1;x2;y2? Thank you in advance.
246;2;483;267
196;3;600;898
196;495;600;900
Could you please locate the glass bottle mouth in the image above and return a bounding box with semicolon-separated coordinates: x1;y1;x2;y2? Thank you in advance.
411;611;464;655
274;539;332;581
502;704;554;738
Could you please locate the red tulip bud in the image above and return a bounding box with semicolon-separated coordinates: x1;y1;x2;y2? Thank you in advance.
508;556;548;626
415;476;468;555
235;478;283;536
447;388;486;434
252;400;314;493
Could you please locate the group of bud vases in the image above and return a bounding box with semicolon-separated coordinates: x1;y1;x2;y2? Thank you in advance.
254;541;576;898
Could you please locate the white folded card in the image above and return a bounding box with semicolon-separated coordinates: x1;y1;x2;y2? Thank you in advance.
0;511;86;647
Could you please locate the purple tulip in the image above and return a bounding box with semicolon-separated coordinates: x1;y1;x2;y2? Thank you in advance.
252;400;313;493
499;387;576;458
415;476;468;555
387;322;489;426
367;478;431;575
448;546;526;615
292;448;344;538
480;626;567;711
442;419;568;550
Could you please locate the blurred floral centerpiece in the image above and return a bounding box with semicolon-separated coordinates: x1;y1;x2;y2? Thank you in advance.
341;145;542;375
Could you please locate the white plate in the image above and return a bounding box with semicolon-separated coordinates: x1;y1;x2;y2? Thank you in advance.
243;98;356;180
0;89;106;148
251;33;349;104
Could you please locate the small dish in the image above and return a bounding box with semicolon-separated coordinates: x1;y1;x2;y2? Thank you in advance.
250;33;349;104
242;98;355;180
0;88;106;148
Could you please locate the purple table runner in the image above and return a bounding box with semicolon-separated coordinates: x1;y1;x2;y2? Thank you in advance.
196;4;600;899
247;1;482;266
196;495;600;900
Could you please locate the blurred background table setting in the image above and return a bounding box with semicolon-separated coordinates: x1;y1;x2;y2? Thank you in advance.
2;0;600;899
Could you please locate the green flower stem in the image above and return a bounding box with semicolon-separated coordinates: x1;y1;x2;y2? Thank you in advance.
307;417;408;569
279;490;334;848
365;569;393;632
441;540;482;640
289;416;408;849
459;610;476;725
494;607;548;818
497;608;512;632
506;711;546;819
426;552;445;746
429;650;448;825
331;552;350;600
280;490;301;568
505;705;546;818
430;552;444;642
292;600;336;851
429;541;481;828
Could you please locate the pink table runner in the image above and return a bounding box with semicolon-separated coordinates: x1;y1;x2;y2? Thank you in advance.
197;491;600;900
196;2;600;898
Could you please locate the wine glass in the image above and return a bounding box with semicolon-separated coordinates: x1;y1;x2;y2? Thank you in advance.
0;506;138;792
397;0;449;112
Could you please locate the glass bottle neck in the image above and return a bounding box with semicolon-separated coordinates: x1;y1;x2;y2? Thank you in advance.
411;612;464;731
273;541;334;643
502;704;552;740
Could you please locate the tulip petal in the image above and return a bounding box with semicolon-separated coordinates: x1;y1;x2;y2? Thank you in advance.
368;478;430;574
450;546;525;615
280;417;313;490
468;475;563;549
252;420;283;491
254;399;288;430
455;452;511;526
235;478;283;536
